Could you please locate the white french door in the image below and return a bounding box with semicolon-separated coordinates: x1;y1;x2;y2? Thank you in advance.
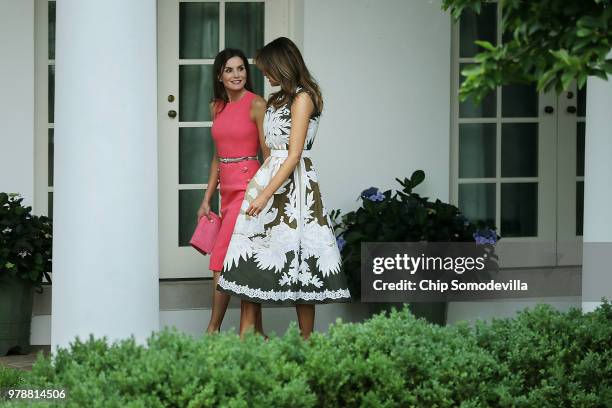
157;0;290;279
450;2;585;268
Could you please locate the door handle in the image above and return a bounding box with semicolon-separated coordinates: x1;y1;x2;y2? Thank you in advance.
544;106;554;114
168;110;177;119
566;106;577;114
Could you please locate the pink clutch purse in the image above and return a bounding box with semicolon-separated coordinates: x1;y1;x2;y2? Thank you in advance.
190;212;221;255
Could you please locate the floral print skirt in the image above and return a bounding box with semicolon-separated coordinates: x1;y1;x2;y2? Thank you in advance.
217;154;352;305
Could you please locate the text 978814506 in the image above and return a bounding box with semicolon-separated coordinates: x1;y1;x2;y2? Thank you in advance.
1;388;68;401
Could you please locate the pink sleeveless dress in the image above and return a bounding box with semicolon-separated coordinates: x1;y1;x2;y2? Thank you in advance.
209;91;260;271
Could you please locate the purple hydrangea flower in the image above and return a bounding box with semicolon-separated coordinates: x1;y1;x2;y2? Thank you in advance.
336;236;347;252
360;187;385;202
473;228;498;245
368;191;385;202
474;235;490;245
360;187;379;200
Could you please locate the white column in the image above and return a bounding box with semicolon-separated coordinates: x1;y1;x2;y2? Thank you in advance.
582;55;612;312
51;0;159;352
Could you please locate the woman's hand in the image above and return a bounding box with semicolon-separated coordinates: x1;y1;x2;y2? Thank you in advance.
246;193;271;217
197;201;212;222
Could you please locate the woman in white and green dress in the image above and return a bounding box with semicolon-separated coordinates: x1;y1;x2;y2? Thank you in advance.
217;37;351;339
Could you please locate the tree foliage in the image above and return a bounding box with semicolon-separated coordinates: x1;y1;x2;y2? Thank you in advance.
442;0;612;102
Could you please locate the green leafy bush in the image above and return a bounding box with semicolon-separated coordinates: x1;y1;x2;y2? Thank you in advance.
473;301;612;406
5;302;610;407
0;193;52;291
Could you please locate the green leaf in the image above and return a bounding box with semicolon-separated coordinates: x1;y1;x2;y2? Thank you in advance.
415;206;427;225
410;170;425;188
551;49;572;66
577;72;588;89
474;40;497;52
602;59;612;73
572;37;593;52
579;15;602;29
561;70;576;91
344;231;365;243
592;69;608;80
576;28;592;38
536;70;557;92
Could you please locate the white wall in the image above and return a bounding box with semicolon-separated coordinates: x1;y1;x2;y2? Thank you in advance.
303;0;451;213
31;303;373;345
446;297;582;325
582;59;612;311
0;0;35;206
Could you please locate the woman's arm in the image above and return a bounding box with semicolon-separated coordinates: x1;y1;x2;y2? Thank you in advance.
198;151;219;221
198;103;220;220
251;96;270;160
246;92;314;216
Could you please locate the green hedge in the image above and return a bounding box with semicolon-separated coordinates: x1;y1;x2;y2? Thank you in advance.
1;302;611;407
0;365;25;389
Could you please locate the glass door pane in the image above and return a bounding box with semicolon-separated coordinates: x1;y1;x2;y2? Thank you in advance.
179;2;219;59
225;2;264;56
459;2;496;58
458;123;496;179
179;65;215;122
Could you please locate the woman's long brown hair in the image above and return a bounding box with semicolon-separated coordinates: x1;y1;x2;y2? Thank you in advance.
254;37;323;115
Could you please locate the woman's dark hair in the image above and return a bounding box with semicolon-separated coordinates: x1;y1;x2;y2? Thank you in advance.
212;48;254;116
254;37;323;115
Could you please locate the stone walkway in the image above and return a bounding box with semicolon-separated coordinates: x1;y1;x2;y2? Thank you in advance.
0;346;51;371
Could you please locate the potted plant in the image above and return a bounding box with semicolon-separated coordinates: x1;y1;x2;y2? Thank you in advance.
332;170;499;325
0;192;52;355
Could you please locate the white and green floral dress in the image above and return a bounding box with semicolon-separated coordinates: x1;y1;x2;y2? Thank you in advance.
217;90;351;305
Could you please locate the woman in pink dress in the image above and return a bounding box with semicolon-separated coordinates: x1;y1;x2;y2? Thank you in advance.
197;49;269;334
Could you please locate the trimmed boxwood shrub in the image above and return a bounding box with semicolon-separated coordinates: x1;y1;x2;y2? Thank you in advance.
1;302;610;407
